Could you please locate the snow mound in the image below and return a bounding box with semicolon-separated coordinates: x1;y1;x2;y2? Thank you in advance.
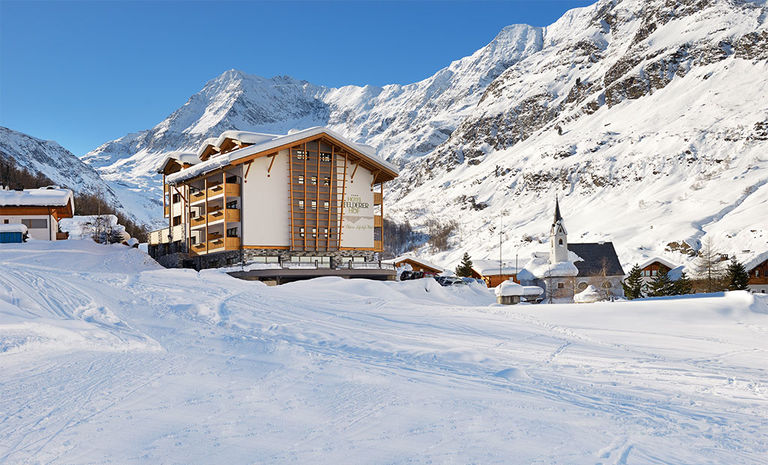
574;285;604;303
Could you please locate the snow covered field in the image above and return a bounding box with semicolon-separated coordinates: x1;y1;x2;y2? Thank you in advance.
1;242;767;464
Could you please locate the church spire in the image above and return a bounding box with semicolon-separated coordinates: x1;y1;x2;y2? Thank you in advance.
553;195;563;225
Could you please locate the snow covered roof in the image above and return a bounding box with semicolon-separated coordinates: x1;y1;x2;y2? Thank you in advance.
214;130;280;148
471;259;522;276
0;223;27;234
494;280;543;297
744;251;768;272
167;127;398;185
156;152;200;173
637;256;679;271
0;187;74;208
384;255;444;273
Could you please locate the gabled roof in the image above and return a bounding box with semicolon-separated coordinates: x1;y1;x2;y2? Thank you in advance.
384;255;444;273
744;251;768;272
0;187;74;210
156;152;200;174
568;242;625;277
167;127;398;185
637;256;679;271
471;259;522;276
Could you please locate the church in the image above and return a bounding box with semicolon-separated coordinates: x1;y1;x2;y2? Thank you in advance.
518;199;626;303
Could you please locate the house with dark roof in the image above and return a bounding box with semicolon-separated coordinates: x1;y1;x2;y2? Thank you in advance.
518;198;625;303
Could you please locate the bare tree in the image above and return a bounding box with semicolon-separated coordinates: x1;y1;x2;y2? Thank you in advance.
694;237;725;293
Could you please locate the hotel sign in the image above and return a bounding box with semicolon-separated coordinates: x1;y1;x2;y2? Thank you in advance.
345;195;370;214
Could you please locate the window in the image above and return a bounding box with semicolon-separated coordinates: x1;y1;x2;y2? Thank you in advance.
3;219;8;224
577;282;588;290
558;239;563;245
172;193;181;204
298;175;304;184
312;228;317;238
311;200;317;210
226;200;238;209
320;152;331;162
299;227;305;238
323;176;331;186
173;215;182;226
298;200;305;210
310;176;317;185
22;219;47;229
295;150;306;160
323;201;330;211
557;282;564;289
323;228;328;238
226;227;238;237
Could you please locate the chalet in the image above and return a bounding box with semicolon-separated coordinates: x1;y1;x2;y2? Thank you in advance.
470;260;521;287
636;257;684;284
0;187;74;241
744;252;768;293
385;255;444;276
148;127;399;279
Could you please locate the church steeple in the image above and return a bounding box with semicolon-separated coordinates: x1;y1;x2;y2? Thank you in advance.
550;196;569;263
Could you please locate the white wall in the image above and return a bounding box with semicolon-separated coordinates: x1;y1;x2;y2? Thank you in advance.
242;150;290;247
0;215;56;240
339;160;374;249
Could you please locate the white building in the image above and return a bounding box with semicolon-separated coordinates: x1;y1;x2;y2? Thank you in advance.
0;187;74;241
149;127;399;271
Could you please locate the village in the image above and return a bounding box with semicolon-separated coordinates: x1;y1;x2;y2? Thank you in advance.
2;126;766;305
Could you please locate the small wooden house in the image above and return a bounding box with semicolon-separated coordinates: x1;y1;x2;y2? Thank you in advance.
745;252;768;293
0;187;74;241
470;260;520;288
636;257;682;283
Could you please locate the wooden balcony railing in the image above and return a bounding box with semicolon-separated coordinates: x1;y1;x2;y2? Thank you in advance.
207;182;240;199
191;215;206;228
374;215;383;227
190;190;206;203
373;192;382;205
207;208;240;224
374;240;383;252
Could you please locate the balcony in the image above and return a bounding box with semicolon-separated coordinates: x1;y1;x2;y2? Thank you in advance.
374;239;383;252
208;208;240;224
193;236;240;254
189;190;207;204
164;205;170;217
191;215;206;228
207;182;240;199
373;192;382;205
374;215;383;227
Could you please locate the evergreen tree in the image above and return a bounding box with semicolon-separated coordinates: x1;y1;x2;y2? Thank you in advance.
672;271;693;295
621;264;645;300
455;252;474;277
647;270;674;297
724;257;750;291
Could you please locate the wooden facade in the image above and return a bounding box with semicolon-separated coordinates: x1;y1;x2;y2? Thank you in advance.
748;258;768;286
152;129;397;259
392;257;443;276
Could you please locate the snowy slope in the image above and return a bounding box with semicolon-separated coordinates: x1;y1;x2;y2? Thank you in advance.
0;127;120;206
1;241;768;463
81;0;768;265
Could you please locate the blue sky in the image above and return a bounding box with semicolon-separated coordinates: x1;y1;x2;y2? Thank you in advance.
0;0;594;156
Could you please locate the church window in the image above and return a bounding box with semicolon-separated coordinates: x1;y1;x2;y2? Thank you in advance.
557;282;564;289
577;282;588;290
558;239;563;245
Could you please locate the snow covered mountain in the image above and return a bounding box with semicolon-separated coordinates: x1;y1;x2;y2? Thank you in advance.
0;126;120;206
83;0;768;268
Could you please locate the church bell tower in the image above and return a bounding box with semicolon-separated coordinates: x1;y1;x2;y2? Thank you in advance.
550;197;569;263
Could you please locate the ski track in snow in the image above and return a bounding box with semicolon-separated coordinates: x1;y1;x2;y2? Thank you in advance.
1;242;767;463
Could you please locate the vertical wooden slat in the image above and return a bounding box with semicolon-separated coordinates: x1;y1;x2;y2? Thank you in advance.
288;147;295;251
303;142;308;251
328;145;334;251
204;177;209;254
222;171;227;249
315;141;320;251
380;182;384;252
338;152;348;249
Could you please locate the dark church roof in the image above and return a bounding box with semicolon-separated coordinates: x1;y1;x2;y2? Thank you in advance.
553;197;563;225
568;242;625;277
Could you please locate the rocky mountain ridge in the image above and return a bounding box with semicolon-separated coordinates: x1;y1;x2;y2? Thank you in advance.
80;0;768;269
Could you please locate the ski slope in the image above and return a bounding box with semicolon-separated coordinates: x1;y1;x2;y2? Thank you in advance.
1;242;767;464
